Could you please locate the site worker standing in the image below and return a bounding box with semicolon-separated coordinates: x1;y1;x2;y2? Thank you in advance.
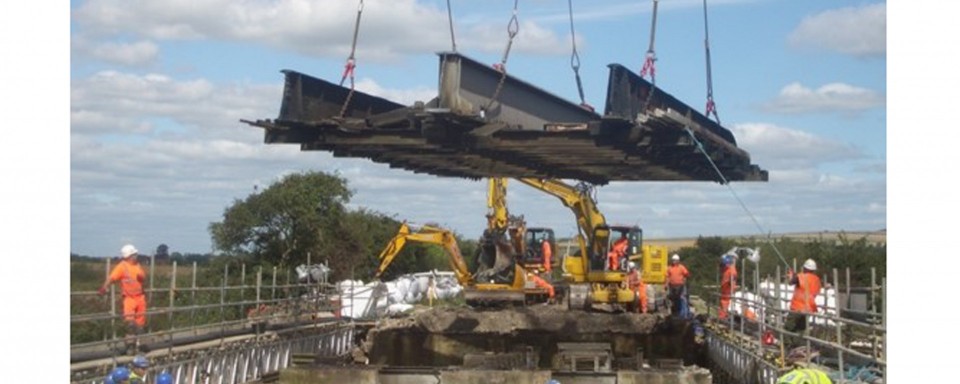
626;262;648;313
665;254;690;316
719;254;738;320
98;244;148;353
541;238;552;273
607;234;628;271
786;258;822;334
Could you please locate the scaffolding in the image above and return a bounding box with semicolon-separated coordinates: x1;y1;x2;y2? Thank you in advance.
703;260;886;384
70;257;355;383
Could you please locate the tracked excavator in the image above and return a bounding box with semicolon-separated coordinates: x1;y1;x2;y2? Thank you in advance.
515;178;668;312
481;178;557;276
374;221;550;306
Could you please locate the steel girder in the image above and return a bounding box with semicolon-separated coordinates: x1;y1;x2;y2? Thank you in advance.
245;53;767;184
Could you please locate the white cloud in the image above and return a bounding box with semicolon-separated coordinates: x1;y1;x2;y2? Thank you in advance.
788;3;886;58
355;78;436;106
72;0;569;61
731;122;863;170
91;40;159;66
762;82;884;115
73;38;160;66
71;70;280;136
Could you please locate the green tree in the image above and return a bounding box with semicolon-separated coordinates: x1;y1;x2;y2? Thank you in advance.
209;171;352;269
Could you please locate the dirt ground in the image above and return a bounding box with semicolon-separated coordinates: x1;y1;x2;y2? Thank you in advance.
373;305;663;335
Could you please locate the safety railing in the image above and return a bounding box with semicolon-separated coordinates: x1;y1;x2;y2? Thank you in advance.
703;261;885;384
71;258;346;360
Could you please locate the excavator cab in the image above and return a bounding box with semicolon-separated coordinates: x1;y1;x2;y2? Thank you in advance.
519;227;555;272
591;225;642;272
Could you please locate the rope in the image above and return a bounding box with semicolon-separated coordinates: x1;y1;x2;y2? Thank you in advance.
701;0;721;125
639;0;659;110
446;0;457;52
683;127;790;271
567;0;592;111
485;0;521;115
339;0;365;118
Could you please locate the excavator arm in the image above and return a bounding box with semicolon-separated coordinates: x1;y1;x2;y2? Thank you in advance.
515;178;610;259
487;178;509;232
374;221;531;306
374;222;474;286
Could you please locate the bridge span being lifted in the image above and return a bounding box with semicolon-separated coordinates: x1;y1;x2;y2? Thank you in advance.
244;52;767;185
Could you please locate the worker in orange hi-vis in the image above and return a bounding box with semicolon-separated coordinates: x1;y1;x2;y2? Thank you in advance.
99;244;148;353
626;262;648;313
665;254;690;316
541;238;552;273
786;259;822;335
719;254;738;321
527;273;555;302
607;234;628;271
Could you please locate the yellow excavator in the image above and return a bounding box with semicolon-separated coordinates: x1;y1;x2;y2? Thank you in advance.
515;178;668;311
374;221;547;306
483;178;557;276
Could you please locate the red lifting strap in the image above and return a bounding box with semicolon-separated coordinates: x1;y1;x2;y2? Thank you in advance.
640;54;656;79
340;58;356;86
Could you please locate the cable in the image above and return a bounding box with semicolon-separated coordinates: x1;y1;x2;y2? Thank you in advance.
485;0;521;114
683;127;791;271
640;0;660;110
701;0;721;125
567;0;591;111
339;0;365;118
446;0;457;52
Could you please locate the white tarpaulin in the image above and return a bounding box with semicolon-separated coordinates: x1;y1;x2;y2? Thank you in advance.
729;281;838;325
334;270;463;319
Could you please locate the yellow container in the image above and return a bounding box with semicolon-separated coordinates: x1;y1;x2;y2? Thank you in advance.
641;245;668;284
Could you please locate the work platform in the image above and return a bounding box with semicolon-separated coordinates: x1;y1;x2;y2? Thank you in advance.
245;53;767;185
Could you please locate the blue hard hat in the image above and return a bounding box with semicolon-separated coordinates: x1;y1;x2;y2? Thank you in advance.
104;373;116;384
156;372;174;384
132;355;149;368
721;255;733;266
111;366;131;382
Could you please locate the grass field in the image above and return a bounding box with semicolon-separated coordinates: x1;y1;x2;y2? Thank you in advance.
646;230;886;252
554;229;886;254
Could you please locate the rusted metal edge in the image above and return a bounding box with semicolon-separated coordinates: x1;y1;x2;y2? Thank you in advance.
278;69;406;123
604;63;737;145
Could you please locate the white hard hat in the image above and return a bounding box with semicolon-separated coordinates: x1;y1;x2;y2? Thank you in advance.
121;244;139;258
803;259;817;271
671;254;680;261
628;261;637;270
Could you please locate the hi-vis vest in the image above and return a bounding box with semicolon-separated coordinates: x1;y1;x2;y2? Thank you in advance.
776;368;833;384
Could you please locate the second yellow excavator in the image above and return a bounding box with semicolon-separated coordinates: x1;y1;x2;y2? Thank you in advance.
515;178;668;312
374;221;550;306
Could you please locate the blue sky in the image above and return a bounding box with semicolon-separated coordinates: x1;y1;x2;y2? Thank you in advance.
62;0;889;257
